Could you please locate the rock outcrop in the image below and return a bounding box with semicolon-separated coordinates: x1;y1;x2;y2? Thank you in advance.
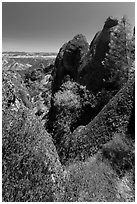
52;34;89;94
2;70;32;110
51;17;118;94
89;16;118;63
78;16;118;92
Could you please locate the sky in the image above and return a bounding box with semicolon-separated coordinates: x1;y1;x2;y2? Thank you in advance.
2;2;135;52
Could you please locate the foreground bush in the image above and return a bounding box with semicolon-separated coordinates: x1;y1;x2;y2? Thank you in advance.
64;150;134;202
64;132;134;202
100;133;134;178
64;158;118;201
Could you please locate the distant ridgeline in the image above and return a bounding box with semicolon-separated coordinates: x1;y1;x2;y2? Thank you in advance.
2;51;57;56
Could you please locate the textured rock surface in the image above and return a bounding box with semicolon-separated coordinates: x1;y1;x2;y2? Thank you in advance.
2;71;32;110
52;34;89;94
67;76;135;162
2;71;65;202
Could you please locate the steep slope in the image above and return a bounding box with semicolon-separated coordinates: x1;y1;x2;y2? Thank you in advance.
2;71;65;202
67;76;134;162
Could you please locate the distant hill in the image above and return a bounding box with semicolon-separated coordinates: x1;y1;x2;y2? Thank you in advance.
2;51;57;56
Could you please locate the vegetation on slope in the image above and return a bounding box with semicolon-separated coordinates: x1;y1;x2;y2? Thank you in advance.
64;131;134;202
2;72;65;202
66;76;135;163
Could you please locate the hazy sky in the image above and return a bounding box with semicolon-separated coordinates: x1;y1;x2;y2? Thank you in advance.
2;2;135;52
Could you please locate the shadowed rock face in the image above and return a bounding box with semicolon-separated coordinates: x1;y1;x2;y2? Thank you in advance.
78;16;118;92
63;35;89;73
103;16;118;29
52;34;89;94
52;43;68;94
89;16;118;62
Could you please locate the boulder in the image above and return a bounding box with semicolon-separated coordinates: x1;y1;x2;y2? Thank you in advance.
52;34;89;94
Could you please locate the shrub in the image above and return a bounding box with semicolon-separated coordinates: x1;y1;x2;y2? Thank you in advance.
64;156;122;201
46;80;95;163
64;133;135;202
100;133;135;177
